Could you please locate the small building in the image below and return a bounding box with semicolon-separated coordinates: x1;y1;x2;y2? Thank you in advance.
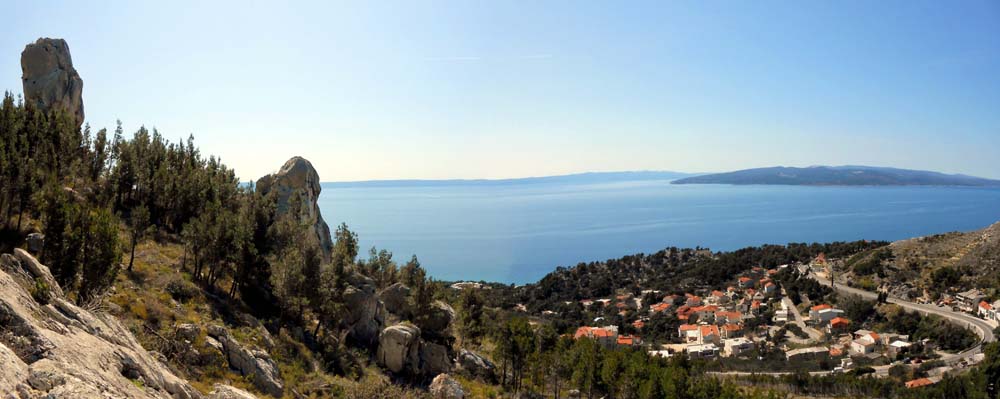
888;340;912;358
700;324;721;345
679;324;701;343
808;304;832;321
851;332;881;356
617;334;641;347
905;377;938;389
738;277;755;288
686;343;719;360
829;317;851;334
786;346;830;362
650;302;672;314
723;337;755;357
956;289;985;311
815;308;846;325
762;281;777;295
722;324;743;339
574;326;619;349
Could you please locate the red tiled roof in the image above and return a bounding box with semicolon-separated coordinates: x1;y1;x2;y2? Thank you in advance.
869;332;880;341
617;335;635;345
651;303;672;313
830;317;850;328
810;304;832;312
700;325;720;337
723;324;741;332
980;301;992;310
906;378;935;389
633;320;645;329
829;347;843;357
751;300;761;309
739;277;752;282
679;324;699;332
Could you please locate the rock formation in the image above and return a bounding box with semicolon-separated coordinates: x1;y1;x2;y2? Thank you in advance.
0;249;200;398
206;325;283;398
376;324;422;375
208;384;258;399
256;157;334;260
455;349;496;382
343;273;386;345
20;38;85;128
429;373;465;399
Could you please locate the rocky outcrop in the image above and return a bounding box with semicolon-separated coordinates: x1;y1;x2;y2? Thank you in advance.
429;373;465;399
0;250;201;398
455;349;496;382
13;248;64;299
21;38;85;128
419;301;456;335
376;324;422;375
343;273;385;345
420;341;451;376
256;157;333;260
206;325;283;398
379;282;411;315
26;233;44;254
209;384;258;399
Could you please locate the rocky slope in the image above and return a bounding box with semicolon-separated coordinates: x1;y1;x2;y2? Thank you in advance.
21;38;85;128
0;248;206;398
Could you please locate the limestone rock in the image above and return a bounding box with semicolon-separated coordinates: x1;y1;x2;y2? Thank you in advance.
420;301;456;334
25;233;44;254
343;273;385;345
379;282;410;315
256;157;333;260
0;254;201;398
455;349;496;382
420;341;451;376
429;373;465;399
13;248;64;299
209;384;258;399
20;38;84;128
175;323;200;342
206;325;283;398
376;324;421;374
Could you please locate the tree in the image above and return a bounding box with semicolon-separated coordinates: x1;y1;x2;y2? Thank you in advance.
459;288;486;345
78;207;122;304
127;205;150;271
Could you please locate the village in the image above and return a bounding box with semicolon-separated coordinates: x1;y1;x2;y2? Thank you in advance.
548;253;1000;390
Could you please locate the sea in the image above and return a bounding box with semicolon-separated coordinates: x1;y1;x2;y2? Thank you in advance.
317;180;1000;284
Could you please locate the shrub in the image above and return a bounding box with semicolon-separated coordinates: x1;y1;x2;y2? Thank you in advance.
165;277;200;303
31;278;52;305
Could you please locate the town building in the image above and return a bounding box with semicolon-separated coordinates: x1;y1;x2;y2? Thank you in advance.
686;343;719;360
786;346;829;362
723;337;755;357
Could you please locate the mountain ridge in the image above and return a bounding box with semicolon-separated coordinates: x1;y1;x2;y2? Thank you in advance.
671;165;1000;186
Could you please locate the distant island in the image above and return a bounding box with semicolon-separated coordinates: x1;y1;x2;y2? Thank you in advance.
324;170;693;188
671;165;1000;187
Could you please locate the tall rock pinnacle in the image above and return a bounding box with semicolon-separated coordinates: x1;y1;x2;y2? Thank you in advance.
21;38;85;128
257;157;335;260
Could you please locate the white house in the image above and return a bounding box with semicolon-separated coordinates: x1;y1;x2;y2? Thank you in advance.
723;337;755;357
686;343;719;360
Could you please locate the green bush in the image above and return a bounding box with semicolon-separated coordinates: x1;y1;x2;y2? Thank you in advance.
165;277;200;303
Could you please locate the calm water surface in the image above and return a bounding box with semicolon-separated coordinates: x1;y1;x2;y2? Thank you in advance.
318;181;1000;284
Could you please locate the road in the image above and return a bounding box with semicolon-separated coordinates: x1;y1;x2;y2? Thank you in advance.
809;271;995;367
781;295;824;342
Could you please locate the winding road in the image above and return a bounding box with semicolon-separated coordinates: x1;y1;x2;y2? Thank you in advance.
809;271;995;367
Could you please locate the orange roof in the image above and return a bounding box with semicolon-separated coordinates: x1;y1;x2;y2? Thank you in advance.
700;325;720;337
830;317;850;327
829;347;843;357
632;320;645;329
617;335;635;345
573;327;592;339
651;303;672;312
981;301;992;310
746;288;756;295
738;277;752;282
687;295;702;302
716;311;742;321
810;304;832;312
906;378;935;389
679;324;699;332
592;329;613;338
869;332;880;341
751;300;761;309
723;324;741;332
711;290;725;297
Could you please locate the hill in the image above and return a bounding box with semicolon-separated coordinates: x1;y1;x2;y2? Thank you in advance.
839;221;1000;299
671;165;1000;186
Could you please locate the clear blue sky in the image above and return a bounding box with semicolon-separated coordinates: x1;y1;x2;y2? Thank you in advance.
3;1;999;181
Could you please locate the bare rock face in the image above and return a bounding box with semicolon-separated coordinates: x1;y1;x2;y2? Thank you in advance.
21;38;85;128
419;341;452;376
429;373;465;399
256;157;334;261
419;301;456;335
343;273;385;345
206;325;283;398
376;324;422;375
0;250;201;398
378;282;411;315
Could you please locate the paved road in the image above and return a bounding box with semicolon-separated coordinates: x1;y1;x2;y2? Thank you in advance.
781;295;824;342
809;271;995;367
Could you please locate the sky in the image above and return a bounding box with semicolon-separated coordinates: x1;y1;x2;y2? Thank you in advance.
2;1;999;181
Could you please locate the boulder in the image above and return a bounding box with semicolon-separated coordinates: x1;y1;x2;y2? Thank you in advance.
13;248;64;298
256;157;333;260
379;282;411;315
20;38;84;128
175;323;200;342
0;257;201;398
376;324;421;375
343;273;385;345
420;341;452;376
206;325;283;398
420;301;456;334
209;383;258;399
455;349;496;382
429;373;465;399
25;233;44;254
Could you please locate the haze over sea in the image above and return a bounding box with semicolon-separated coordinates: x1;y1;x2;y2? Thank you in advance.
318;178;1000;284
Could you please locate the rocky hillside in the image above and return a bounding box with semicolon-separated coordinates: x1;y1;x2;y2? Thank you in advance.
841;221;1000;299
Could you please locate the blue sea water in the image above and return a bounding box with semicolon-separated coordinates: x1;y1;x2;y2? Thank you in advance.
317;181;1000;284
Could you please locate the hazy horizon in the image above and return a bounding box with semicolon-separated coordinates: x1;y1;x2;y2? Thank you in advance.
3;1;999;181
